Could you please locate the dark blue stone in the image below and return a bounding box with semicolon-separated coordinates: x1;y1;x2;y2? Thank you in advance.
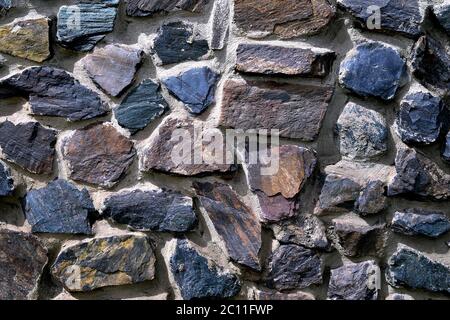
25;180;96;234
0;161;13;197
433;3;450;35
0;0;10;15
339;42;406;100
115;80;168;134
170;239;241;300
443;132;450;162
163;67;219;114
392;209;450;238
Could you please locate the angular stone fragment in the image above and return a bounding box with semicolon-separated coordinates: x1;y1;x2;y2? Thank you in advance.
220;79;333;140
325;160;395;186
210;0;230;50
433;3;450;35
103;189;196;233
162;67;219;114
62;123;135;188
391;209;450;238
339;42;406;100
337;0;423;38
170;239;241;300
24;180;96;235
387;147;450;200
234;0;335;39
395;92;444;145
194;182;261;270
83;44;144;97
126;0;209;16
268;244;322;291
0;121;57;175
443;132;450;162
0;0;11;16
256;192;299;223
0;14;50;62
0;227;48;300
0;66;107;121
140;117;235;176
315;175;361;215
386;245;450;294
52;234;155;292
386;293;414;300
255;289;315;300
328;261;380;300
236;43;335;77
115;79;168;134
337;103;387;160
152;22;209;66
355;180;387;215
0;161;13;196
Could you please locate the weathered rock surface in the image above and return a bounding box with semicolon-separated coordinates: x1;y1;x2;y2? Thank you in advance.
339;42;406;100
236;43;335;77
0;15;50;62
52;234;155;292
268;244;323;290
391;209;450;238
433;3;450;35
386;293;414;300
0;227;48;300
234;0;335;39
210;0;230;50
126;0;209;17
256;192;299;222
194;182;261;270
325;160;395;186
0;121;57;174
443;132;450;162
328;260;380;300
152;22;209;65
115;79;168;134
337;102;388;160
24;180;96;235
315;175;361;215
83;44;144;97
62;123;135;188
162;67;219;114
0;66;107;121
103;189;196;232
355;180;387;215
395;92;444;145
0;161;13;196
170;239;241;300
0;54;6;67
220;79;334;140
337;0;423;38
386;245;450;294
0;0;11;16
255;290;315;300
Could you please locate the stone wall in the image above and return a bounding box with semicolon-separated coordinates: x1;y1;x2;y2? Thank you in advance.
0;0;450;300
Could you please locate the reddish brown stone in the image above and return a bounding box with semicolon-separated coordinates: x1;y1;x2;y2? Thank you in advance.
256;192;298;222
62;123;135;188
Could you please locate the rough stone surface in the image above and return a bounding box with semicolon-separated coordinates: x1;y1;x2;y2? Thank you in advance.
194;182;261;270
433;3;450;35
391;209;450;238
328;260;380;300
103;189;196;233
339;42;406;100
0;0;11;16
126;0;209;17
443;132;450;162
114;79;168;134
52;234;155;292
0;227;48;300
255;290;315;300
256;192;299;223
62;123;136;188
220;79;334;140
170;239;241;300
386;293;414;300
162;67;219;114
355;180;387;215
236;43;335;77
0;161;14;196
315;175;361;215
337;102;388;160
210;0;230;50
0;121;57;175
24;180;96;235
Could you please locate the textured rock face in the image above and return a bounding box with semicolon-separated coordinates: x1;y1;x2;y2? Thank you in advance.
152;22;209;65
24;180;96;235
163;67;219;114
234;0;335;38
255;290;315;300
355;180;387;215
0;121;57;175
170;239;241;300
210;0;230;50
0;15;50;62
337;103;388;160
62;123;136;188
256;193;299;223
0;161;14;196
433;3;450;35
0;0;11;16
115;79;168;134
0;228;48;300
395;92;444;145
443;132;450;162
339;42;406;100
126;0;209;17
194;182;261;270
236;43;335;77
328;261;380;300
387;245;450;294
337;0;422;38
83;44;143;97
268;244;322;291
0;66;107;121
315;175;361;215
220;79;333;140
103;189;196;233
386;293;414;300
52;234;155;292
391;209;450;238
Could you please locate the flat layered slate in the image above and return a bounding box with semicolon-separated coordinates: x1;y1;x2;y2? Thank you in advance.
0;161;14;196
126;0;209;17
219;79;333;141
391;209;450;238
